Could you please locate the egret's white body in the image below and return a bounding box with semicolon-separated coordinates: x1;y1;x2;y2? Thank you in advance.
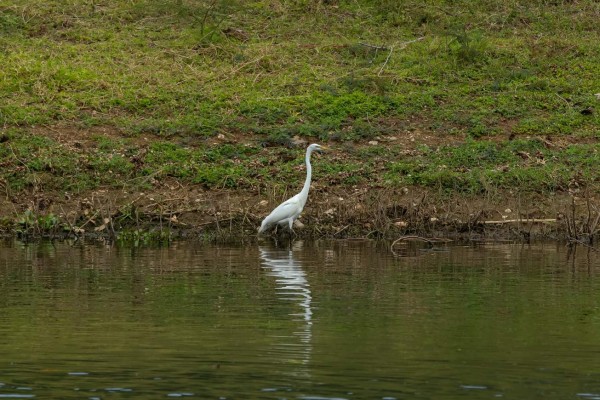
258;144;326;234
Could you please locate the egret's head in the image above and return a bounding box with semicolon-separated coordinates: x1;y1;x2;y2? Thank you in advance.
308;143;328;153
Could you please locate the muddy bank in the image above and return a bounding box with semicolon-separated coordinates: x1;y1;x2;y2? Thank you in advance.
1;184;597;245
2;126;597;244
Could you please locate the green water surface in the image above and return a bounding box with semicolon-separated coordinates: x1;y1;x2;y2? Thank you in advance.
0;240;599;399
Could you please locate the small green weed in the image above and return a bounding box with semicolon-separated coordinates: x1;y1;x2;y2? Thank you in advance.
15;210;61;236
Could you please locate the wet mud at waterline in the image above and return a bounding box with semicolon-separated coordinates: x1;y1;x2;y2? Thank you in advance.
2;187;598;244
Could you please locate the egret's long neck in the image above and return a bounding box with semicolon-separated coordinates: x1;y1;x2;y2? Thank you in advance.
300;148;313;198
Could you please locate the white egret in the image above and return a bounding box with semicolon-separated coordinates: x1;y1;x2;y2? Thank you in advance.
258;143;327;235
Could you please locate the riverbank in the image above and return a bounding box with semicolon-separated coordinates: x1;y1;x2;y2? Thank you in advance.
1;124;595;244
1;1;599;243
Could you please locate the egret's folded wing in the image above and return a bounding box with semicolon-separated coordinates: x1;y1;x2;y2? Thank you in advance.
263;197;299;225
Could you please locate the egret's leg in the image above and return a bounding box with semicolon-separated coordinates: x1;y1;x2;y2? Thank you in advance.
289;218;298;238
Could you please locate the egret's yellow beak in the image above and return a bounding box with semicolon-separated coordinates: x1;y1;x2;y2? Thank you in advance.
319;145;329;151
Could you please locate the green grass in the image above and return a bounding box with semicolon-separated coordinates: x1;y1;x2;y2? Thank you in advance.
1;0;600;198
0;129;265;194
384;138;600;194
4;127;600;199
1;0;598;136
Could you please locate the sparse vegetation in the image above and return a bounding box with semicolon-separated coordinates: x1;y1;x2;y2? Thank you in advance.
1;0;600;241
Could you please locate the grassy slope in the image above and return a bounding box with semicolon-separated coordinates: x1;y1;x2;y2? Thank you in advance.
1;0;600;237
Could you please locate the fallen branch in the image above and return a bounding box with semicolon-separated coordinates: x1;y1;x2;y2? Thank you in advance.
359;42;388;50
378;46;394;76
568;238;600;252
378;36;425;76
390;235;452;257
333;224;350;236
482;218;557;224
59;206;84;235
391;235;453;245
77;210;100;231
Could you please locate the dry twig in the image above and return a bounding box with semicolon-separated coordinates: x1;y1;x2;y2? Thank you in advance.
378;37;425;76
483;218;557;224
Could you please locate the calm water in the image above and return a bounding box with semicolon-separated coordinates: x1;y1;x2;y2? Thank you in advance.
1;239;600;399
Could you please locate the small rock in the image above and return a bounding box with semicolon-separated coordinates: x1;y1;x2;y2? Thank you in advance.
217;133;226;140
292;135;307;147
430;217;438;223
368;140;378;145
258;200;268;207
293;220;305;229
504;208;512;213
394;221;408;228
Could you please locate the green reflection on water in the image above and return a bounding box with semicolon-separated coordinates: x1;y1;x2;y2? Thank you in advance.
0;240;599;399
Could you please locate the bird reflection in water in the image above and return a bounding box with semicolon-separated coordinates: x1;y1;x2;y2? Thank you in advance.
259;241;313;371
